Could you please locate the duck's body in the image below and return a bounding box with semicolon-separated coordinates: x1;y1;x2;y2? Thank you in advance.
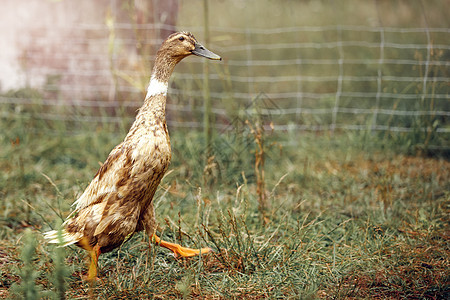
45;32;221;279
62;81;172;254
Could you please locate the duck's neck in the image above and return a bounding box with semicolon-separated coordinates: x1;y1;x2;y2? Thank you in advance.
126;53;183;140
141;53;181;114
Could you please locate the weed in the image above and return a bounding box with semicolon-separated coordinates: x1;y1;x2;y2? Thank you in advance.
48;225;71;300
9;229;44;299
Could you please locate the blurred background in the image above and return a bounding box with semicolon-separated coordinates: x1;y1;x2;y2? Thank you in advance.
0;0;448;155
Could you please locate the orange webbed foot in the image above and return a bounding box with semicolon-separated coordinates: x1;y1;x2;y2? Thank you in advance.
152;234;212;258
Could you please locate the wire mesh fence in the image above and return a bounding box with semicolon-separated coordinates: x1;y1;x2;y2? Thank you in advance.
1;21;449;150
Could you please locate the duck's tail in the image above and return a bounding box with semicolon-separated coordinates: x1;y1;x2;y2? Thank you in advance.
43;228;82;247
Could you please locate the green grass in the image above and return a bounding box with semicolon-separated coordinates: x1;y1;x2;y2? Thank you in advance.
0;109;449;299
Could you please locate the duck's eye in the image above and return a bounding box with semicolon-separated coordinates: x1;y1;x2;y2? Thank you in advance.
179;36;185;41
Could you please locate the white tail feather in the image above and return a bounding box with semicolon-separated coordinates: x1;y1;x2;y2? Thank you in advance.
43;229;81;247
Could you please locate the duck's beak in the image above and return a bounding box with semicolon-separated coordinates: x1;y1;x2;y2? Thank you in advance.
192;42;222;60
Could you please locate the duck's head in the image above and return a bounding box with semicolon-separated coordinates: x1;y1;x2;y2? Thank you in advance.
158;31;221;61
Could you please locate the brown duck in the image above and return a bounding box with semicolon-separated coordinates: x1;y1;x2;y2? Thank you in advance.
45;32;221;280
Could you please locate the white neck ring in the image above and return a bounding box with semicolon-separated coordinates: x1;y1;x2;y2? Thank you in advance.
145;75;168;99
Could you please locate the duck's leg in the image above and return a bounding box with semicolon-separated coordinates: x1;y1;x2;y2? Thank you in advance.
152;234;212;258
78;237;101;281
140;202;211;257
87;244;101;281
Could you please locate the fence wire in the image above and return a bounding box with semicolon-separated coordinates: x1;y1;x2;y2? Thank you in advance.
1;23;449;147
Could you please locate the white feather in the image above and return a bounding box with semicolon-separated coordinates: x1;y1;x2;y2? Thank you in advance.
43;229;82;246
145;75;168;98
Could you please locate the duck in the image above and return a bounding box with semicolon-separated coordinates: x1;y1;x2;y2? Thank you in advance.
44;31;221;281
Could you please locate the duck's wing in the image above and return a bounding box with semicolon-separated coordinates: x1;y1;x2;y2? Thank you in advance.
71;143;134;211
54;144;132;243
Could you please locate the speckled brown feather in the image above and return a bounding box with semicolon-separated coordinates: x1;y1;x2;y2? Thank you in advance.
65;94;172;253
44;32;220;268
45;32;197;252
